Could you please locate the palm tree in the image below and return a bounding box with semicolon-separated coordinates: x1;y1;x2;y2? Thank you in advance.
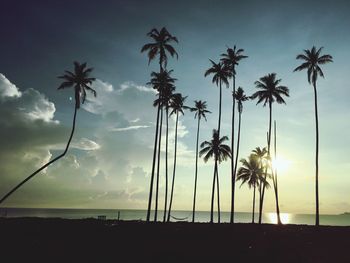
147;70;176;221
294;46;333;226
141;27;178;72
252;146;268;221
204;60;232;134
199;129;231;223
232;87;249;211
190;100;211;223
167;94;187;222
221;46;248;223
251;73;289;224
0;61;96;205
141;27;178;222
237;154;264;223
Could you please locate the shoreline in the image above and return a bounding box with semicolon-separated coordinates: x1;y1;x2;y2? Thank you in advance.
1;217;350;262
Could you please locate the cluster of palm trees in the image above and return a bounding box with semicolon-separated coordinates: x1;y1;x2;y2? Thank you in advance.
142;27;333;226
0;27;333;228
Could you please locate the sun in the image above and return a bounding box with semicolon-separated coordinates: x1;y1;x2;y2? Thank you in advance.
271;156;291;172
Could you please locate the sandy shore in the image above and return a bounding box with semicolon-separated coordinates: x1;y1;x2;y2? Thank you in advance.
1;218;350;262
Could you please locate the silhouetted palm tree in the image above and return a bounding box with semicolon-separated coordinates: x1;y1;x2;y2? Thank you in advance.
147;70;176;221
232;87;249;210
200;129;231;223
141;27;178;71
251;73;289;224
252;146;268;220
204;60;232;134
142;27;178;222
190;100;211;223
221;46;248;223
167;94;187;222
237;154;264;223
0;61;96;205
294;46;333;226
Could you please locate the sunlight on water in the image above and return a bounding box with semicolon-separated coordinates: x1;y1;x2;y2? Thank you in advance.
268;212;291;224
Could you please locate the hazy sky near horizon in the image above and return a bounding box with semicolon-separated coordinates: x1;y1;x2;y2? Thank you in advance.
1;0;350;215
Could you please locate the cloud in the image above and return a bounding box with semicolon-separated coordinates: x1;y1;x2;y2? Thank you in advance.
0;73;22;98
72;138;101;151
109;125;150;132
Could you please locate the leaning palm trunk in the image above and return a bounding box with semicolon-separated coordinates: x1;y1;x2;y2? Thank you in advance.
218;80;222;134
210;160;218;223
0;107;78;205
252;184;256;223
163;107;169;222
191;117;200;222
259;103;272;224
167;112;179;222
272;120;282;224
230;74;236;223
313;83;320;226
154;107;163;221
146;104;161;221
216;163;221;223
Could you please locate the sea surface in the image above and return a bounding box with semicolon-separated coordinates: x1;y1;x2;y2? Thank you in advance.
1;207;350;226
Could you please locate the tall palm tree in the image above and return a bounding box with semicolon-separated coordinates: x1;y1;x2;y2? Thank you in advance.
252;146;268;221
251;73;289;224
142;27;178;222
221;46;248;223
204;60;232;134
294;46;333;226
237;154;264;223
167;94;187;222
147;70;176;221
232;87;249;210
0;61;96;205
141;27;178;72
190;100;211;223
199;129;231;223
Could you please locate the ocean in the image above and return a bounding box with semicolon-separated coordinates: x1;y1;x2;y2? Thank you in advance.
2;207;350;226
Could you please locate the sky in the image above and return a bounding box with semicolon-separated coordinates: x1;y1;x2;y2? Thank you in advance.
0;0;350;215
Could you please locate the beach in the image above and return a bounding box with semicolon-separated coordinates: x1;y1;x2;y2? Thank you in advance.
1;218;350;263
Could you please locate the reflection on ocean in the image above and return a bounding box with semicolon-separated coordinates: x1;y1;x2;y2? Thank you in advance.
267;212;291;224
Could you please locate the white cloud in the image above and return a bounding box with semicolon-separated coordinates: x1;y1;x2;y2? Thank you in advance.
72;138;101;151
109;125;150;132
0;73;22;99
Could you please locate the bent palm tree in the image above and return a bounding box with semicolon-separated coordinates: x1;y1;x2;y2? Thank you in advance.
232;87;249;212
0;61;96;205
237;154;264;223
142;28;178;221
204;60;232;134
251;73;289;224
221;46;248;223
190;100;211;223
200;129;231;223
141;27;178;71
294;46;333;226
147;70;176;221
167;93;187;222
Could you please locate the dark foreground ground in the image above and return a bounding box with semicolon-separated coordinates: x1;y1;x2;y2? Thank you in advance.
1;218;350;263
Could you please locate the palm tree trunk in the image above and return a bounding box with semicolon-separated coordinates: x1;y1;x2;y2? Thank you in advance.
146;104;160;221
216;163;221;223
232;111;242;221
167;112;179;222
218;80;222;134
273;120;282;224
210;160;218;223
163;107;169;222
259;103;272;224
252;184;256;223
313;82;319;226
192;117;201;223
0;106;78;205
154;106;163;222
230;74;236;224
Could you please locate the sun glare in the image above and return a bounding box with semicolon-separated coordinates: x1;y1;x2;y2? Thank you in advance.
268;213;290;224
272;156;291;173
